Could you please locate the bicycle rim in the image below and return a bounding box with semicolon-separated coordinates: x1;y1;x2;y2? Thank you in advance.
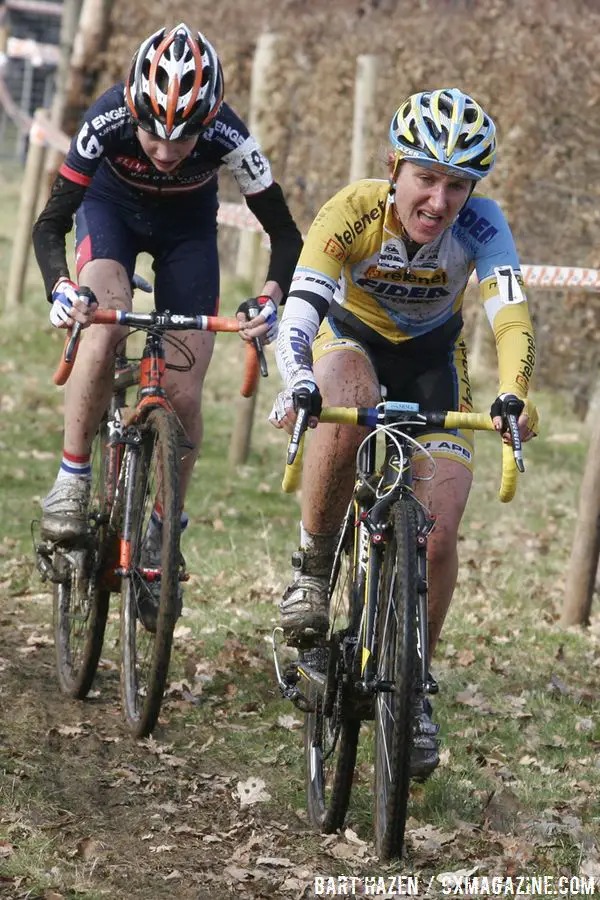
53;423;110;698
120;407;181;737
304;532;360;832
374;500;419;860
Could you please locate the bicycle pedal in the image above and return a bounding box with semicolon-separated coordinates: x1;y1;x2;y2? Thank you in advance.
425;676;439;695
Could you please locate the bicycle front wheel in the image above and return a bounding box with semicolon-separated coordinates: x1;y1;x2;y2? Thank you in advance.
53;423;111;698
374;500;419;860
119;407;181;737
304;529;361;833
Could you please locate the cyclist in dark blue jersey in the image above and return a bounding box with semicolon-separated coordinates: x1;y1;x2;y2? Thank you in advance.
32;23;303;625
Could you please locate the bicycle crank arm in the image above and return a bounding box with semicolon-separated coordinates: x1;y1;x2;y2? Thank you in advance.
271;627;315;712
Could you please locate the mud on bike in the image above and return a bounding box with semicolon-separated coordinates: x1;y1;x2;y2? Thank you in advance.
34;287;263;737
273;395;524;858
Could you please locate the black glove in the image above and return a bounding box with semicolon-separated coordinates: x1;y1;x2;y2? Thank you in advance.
490;393;524;425
292;381;322;419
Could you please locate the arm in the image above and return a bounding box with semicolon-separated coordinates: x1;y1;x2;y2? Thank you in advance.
245;181;303;301
470;198;538;439
32;175;86;300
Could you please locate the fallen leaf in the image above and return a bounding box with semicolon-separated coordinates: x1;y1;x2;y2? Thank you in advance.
277;714;302;731
75;838;104;860
255;857;294;867
236;776;271;807
224;865;253;882
164;870;182;881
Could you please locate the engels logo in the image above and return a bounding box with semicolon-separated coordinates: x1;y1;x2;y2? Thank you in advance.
90;106;127;130
334;197;386;248
76;122;104;160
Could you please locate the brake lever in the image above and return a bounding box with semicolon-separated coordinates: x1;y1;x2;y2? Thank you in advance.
287;406;309;465
506;413;525;473
246;299;269;378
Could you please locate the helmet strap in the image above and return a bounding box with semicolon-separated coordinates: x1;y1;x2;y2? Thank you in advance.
387;153;403;204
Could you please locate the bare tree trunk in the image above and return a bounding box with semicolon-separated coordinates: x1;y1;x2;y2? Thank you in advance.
561;414;600;626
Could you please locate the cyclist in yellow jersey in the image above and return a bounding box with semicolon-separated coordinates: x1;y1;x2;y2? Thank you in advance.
269;88;539;779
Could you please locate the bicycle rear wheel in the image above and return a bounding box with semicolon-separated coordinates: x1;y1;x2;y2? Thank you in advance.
53;423;111;698
119;407;181;737
374;499;419;860
304;526;361;832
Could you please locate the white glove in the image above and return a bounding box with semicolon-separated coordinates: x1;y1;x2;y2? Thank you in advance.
49;278;80;328
258;298;279;345
268;378;319;426
269;388;294;425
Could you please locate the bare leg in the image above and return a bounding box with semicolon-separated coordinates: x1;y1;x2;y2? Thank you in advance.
163;330;215;505
413;457;472;658
63;260;132;456
301;349;380;533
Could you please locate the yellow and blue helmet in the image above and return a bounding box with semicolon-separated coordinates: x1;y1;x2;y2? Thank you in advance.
389;88;496;181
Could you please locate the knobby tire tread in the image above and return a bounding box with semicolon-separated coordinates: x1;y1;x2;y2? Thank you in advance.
53;423;111;698
374;499;419;860
120;407;181;737
304;534;361;833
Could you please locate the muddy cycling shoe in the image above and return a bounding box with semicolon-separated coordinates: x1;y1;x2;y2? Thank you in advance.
40;476;91;543
279;549;332;646
410;695;440;782
137;517;184;634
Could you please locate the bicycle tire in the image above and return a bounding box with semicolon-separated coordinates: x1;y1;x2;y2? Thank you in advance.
119;406;181;737
53;423;111;698
304;531;361;832
374;499;419;860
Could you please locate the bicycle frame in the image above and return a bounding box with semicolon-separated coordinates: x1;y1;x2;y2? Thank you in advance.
278;408;437;715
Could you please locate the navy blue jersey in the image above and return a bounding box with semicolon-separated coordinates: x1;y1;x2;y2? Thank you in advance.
60;82;275;199
32;83;303;299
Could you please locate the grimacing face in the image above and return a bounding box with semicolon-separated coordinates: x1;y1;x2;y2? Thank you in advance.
391;159;474;244
136;127;199;173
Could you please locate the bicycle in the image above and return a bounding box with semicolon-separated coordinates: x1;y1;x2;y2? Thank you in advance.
273;398;523;859
35;289;261;737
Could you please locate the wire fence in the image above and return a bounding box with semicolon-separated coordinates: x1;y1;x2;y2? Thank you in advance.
0;0;61;160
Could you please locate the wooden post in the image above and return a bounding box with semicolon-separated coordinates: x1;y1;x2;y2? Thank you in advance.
349;54;378;182
42;0;83;196
560;414;600;626
234;32;278;285
5;109;47;310
230;33;279;466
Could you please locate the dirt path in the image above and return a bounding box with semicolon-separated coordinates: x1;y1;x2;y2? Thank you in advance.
0;560;326;900
2;554;600;900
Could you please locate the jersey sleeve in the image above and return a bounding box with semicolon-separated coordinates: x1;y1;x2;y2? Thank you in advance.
59;84;129;187
218;105;274;196
32;175;86;299
275;184;367;389
458;196;536;399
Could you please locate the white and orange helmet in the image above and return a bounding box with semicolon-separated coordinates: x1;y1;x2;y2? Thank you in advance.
126;23;224;140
